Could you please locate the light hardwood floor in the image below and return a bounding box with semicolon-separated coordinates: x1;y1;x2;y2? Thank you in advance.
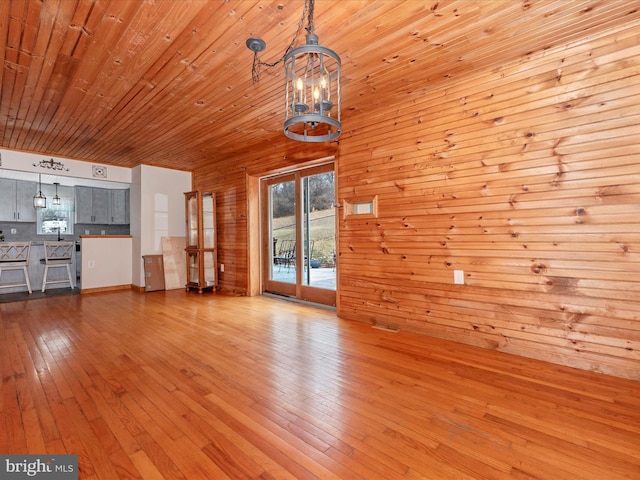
1;290;639;479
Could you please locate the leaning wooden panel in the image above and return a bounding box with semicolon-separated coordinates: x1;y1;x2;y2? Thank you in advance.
161;236;187;290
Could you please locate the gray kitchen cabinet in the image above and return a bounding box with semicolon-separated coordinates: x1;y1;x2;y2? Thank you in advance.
92;188;110;224
0;179;37;222
0;179;17;221
109;189;129;224
75;186;129;224
75;186;110;224
75;186;93;223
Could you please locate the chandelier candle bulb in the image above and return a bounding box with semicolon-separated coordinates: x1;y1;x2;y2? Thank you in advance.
296;78;303;101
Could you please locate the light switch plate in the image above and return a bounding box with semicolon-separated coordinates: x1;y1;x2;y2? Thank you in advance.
454;270;464;285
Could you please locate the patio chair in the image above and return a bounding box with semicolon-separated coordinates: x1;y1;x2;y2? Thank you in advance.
274;239;296;270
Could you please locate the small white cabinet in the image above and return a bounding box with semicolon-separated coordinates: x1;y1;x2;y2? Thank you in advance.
0;179;37;222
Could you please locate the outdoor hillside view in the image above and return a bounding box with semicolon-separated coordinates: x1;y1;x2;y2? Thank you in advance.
272;206;336;267
268;171;336;294
270;172;336;269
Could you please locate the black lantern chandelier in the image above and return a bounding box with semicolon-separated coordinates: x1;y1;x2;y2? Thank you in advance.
33;174;46;209
53;182;61;206
247;0;341;143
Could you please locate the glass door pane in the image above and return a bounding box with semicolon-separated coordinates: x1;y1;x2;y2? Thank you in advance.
203;250;216;287
302;172;335;290
270;179;296;285
187;251;199;284
186;193;198;247
202;193;215;249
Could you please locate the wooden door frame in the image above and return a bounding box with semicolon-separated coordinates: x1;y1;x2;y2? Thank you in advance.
261;172;297;298
248;162;336;305
247;174;261;296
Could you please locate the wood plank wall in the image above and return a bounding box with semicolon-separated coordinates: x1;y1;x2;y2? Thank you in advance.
194;20;640;380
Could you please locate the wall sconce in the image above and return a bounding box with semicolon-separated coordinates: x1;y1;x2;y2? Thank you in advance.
33;174;46;209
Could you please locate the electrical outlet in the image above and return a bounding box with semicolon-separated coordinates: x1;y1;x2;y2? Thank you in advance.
454;270;464;285
220;264;224;272
10;228;17;234
88;260;95;268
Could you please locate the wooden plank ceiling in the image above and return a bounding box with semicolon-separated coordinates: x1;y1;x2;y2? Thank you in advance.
0;0;637;171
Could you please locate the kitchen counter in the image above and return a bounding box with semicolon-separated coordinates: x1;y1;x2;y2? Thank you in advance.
80;235;132;239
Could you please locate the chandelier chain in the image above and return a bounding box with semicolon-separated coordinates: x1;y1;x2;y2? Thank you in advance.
251;0;313;83
306;0;314;34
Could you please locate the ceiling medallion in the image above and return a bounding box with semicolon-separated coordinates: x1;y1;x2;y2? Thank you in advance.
33;158;70;171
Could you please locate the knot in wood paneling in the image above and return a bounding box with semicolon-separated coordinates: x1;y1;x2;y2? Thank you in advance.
530;262;547;275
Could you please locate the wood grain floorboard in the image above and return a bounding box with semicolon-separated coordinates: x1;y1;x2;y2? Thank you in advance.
1;290;639;479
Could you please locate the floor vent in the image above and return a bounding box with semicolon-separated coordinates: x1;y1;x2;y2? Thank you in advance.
372;323;400;333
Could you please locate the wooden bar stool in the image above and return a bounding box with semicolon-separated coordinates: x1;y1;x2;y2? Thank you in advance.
0;242;33;294
41;241;75;292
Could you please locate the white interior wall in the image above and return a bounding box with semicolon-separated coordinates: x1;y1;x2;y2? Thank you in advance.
0;148;131;185
81;237;133;290
131;165;191;288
